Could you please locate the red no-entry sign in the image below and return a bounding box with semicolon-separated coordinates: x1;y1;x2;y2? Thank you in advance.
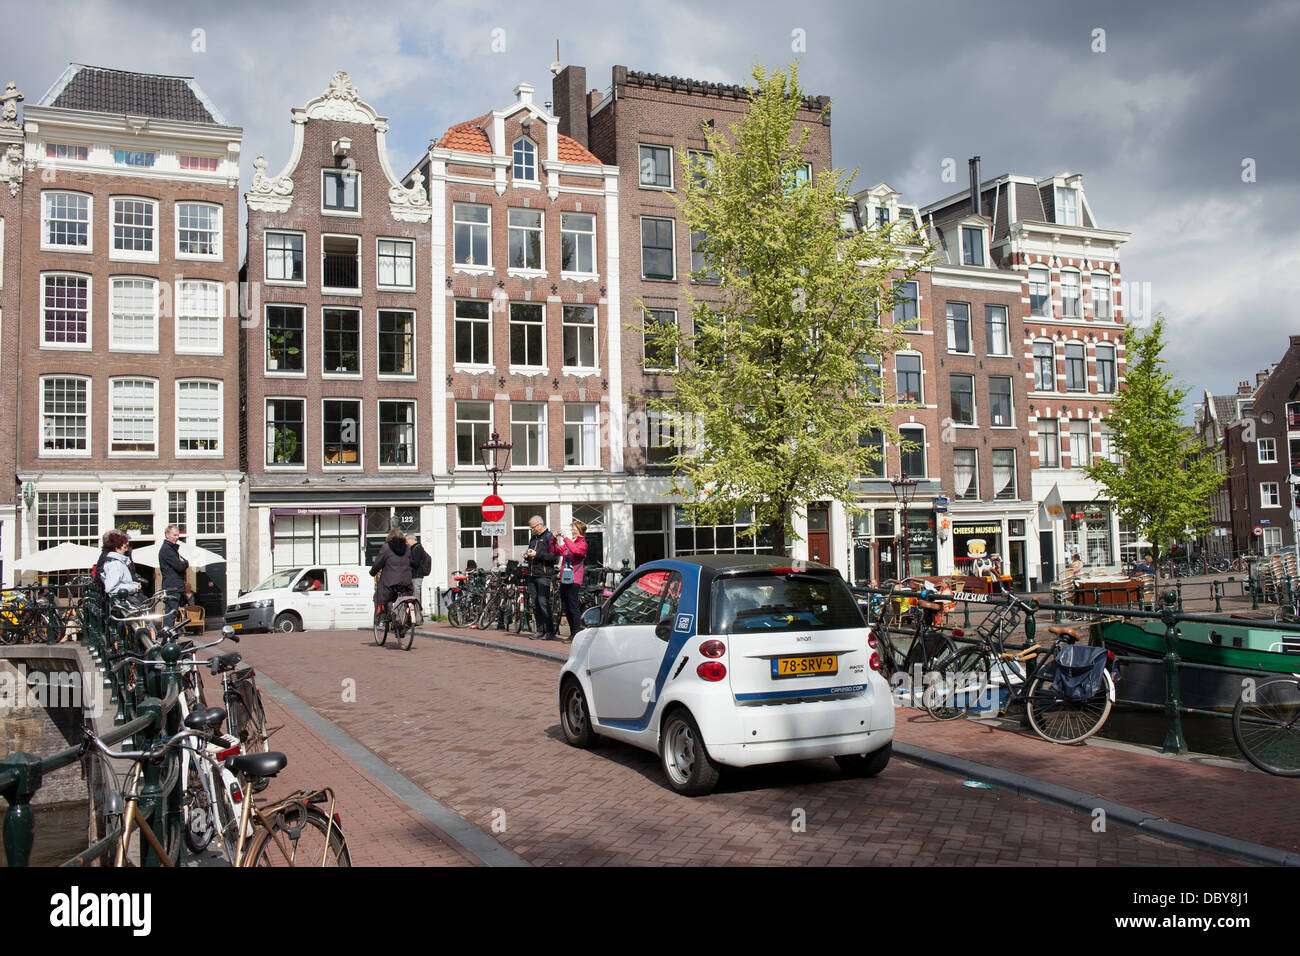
482;495;505;522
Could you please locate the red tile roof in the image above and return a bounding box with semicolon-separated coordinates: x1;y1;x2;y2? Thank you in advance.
437;114;601;166
556;135;600;166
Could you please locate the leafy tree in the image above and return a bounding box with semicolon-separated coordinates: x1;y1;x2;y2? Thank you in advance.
1082;317;1223;592
642;61;929;554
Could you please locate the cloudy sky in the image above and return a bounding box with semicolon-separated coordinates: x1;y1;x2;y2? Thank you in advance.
3;0;1297;417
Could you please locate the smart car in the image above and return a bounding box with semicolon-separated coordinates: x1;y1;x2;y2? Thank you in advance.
557;555;895;795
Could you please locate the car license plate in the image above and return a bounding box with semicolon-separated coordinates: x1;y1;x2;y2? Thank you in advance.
231;623;243;630
772;654;837;678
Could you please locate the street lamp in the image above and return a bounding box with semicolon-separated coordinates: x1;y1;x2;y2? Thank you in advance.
479;430;512;568
890;471;920;579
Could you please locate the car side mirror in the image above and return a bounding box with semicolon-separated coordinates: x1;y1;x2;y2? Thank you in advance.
581;606;603;630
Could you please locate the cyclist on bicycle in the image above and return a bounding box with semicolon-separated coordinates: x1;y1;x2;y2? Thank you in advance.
370;528;413;612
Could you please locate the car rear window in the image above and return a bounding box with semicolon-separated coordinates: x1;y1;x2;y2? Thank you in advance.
711;573;865;634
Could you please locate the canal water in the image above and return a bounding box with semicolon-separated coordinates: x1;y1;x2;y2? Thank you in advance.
0;800;90;866
1099;708;1241;759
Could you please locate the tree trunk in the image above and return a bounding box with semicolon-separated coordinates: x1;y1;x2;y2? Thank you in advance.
1152;542;1161;601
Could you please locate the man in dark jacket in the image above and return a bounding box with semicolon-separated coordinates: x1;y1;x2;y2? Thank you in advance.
159;524;188;628
406;534;431;609
370;529;413;609
523;514;558;640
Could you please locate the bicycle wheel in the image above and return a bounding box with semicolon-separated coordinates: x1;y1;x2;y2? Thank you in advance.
1233;678;1300;776
373;609;388;647
400;604;416;650
242;695;269;753
447;597;464;628
247;803;351;867
924;647;991;721
1025;669;1114;744
183;759;216;854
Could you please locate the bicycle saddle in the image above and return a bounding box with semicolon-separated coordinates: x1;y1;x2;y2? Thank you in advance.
184;706;227;732
1047;626;1082;642
211;650;242;671
227;751;287;779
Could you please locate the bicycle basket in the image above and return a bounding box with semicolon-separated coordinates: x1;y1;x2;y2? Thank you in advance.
1051;644;1109;702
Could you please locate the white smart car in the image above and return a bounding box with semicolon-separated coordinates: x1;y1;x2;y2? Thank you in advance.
557;555;895;795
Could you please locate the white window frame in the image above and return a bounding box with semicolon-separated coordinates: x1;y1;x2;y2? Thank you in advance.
265;396;308;470
985;304;1009;356
640;216;676;280
174;201;222;260
1038;418;1061;468
1065;340;1087;392
39;375;91;458
40;272;92;350
946;301;972;354
453;299;493;369
898;424;927;478
322;307;363;378
992;448;1018;500
454;400;492;467
510;402;548;469
175;279;224;356
1258;438;1277;464
378;399;418;470
1261;482;1281;508
1029;265;1051;318
1056;186;1080;226
452;203;492;271
643;308;678;372
954;448;979;500
265;304;307;376
321;397;363;470
1095;344;1117;394
376;237;416;290
560;212;597;276
108;196;158;263
1060;269;1082;319
960;225;984;266
376;309;416;378
638;144;674;190
41;191;92;253
506;208;545;274
175;379;223;458
264;229;307;286
989;375;1014;428
320;233;362;295
108;275;159;353
320;168;361;217
1091;271;1112;320
108;376;159;458
562;305;598;371
1068;419;1092;467
896;351;924;404
508;302;546;370
564;403;600;470
512;137;537;182
950;373;976;427
1264;526;1284;553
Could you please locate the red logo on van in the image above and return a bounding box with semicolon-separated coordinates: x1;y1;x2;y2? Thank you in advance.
338;574;360;587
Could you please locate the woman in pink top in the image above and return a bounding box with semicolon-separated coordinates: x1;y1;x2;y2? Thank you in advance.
552;520;588;641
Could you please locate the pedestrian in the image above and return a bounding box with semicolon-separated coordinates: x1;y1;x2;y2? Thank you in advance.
158;524;189;629
406;534;431;611
1133;551;1155;577
551;520;588;641
370;528;413;618
100;530;142;597
523;514;558;640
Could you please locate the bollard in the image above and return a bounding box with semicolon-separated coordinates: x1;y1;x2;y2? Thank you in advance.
0;752;43;867
1213;581;1222;614
1175;583;1184;612
1159;590;1187;755
963;601;970;628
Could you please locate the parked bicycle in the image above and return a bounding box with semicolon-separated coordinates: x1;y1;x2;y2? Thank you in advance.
1232;677;1300;777
866;578;962;688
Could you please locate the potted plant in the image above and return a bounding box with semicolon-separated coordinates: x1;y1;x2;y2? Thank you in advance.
272;425;299;464
267;327;300;370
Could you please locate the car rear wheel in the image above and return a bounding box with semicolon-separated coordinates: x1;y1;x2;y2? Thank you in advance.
273;612;300;633
559;678;598;748
659;709;720;796
835;742;892;778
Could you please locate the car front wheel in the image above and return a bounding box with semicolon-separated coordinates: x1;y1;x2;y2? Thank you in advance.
559;678;598;748
835;742;892;778
660;709;721;796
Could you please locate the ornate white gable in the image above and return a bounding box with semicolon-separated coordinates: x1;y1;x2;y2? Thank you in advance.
303;71;380;126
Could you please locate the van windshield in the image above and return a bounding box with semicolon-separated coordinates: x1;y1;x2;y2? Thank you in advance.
252;569;302;591
711;573;864;634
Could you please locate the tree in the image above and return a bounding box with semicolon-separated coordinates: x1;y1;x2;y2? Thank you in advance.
1082;317;1223;593
642;62;929;555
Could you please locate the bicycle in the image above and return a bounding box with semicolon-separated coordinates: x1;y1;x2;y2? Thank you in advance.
866;579;961;687
373;583;418;649
1232;677;1300;776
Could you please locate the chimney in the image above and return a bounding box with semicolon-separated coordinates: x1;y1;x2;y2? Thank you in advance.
587;89;602;112
1238;381;1252;394
551;65;588;148
1257;369;1270;388
968;156;982;217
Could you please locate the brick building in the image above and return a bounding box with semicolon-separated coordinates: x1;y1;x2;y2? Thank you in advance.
1193;384;1251;558
241;71;433;604
0;82;23;584
14;65;243;611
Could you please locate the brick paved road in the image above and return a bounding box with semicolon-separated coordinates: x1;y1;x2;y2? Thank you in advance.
232;628;1236;866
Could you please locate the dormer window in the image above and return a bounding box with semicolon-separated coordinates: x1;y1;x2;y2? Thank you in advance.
513;138;536;181
961;225;984;266
1056;186;1079;226
877;207;890;228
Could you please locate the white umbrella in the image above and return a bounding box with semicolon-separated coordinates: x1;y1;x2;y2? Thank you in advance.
11;542;102;572
130;541;226;570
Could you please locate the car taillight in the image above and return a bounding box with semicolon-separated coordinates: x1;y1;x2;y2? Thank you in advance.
869;652;881;671
867;633;879;649
216;745;240;760
696;661;727;681
698;640;725;658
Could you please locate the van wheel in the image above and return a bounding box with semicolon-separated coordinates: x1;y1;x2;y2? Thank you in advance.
273;612;300;633
835;743;892;778
660;709;721;796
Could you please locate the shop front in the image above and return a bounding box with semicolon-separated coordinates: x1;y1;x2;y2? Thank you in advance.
1063;501;1115;569
951;518;1030;591
851;506;898;586
905;511;938;578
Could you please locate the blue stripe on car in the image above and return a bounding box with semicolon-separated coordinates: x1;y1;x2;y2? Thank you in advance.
734;684;868;702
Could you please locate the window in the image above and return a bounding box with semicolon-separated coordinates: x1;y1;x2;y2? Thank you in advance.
197;491;225;535
266;399;306;466
37;492;98;548
40;377;89;454
507;209;543;270
564;404;598;467
646;409;681;465
896;354;922;403
42;193;90;249
1065;343;1086;391
1099;425;1119;464
877;207;890;228
993;449;1017;500
169;491;187;533
990;376;1013;426
675;509;771;557
176;203;221;258
1029;265;1051;317
322;234;359;290
950;374;975;425
379;400;415;466
1069;419;1091;467
323;309;361;374
643;309;677;371
946;302;971;353
511;403;546;467
509;303;545;367
109;378;158;455
859;353;882;402
109;277;158;351
1262;482;1281;508
110;198;156;259
176;380;221;454
1060;270;1081;318
453;204;490;266
512;138;536;181
893;280;919;329
265;231;304;282
322;170;359;212
457;506;493;568
641;217;675;279
1056;186;1079;226
1034;341;1055;391
1259;438;1278;464
690;231;718;281
45;143;88;161
961;226;983;266
859;429;885;478
899;426;926;477
266;305;305;372
454;300;491;365
1264;526;1284;554
954;449;978;499
686;149;713;188
639;144;672;188
323;399;361;466
563;305;596;368
378;310;414;376
113;148;154;167
180;154;220;172
377;239;414;288
561;213;596;274
1038;418;1060;468
455;402;491;467
986;305;1008;355
1091;272;1111;319
42;274;90;346
176;280;222;354
1096;345;1116;393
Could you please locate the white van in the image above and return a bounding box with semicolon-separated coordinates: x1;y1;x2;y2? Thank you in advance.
225;565;373;632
